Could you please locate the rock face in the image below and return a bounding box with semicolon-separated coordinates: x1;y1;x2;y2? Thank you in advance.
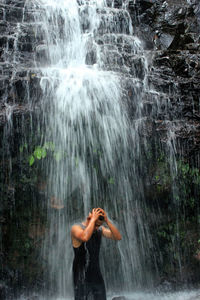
0;0;200;297
0;2;45;296
0;0;42;128
128;0;200;156
127;0;200;288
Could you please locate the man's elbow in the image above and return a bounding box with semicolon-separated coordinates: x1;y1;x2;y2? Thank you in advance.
81;235;89;243
114;234;122;241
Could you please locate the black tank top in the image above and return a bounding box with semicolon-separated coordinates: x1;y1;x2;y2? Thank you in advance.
73;224;103;285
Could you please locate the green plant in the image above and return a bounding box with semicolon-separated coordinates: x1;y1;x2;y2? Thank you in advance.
108;177;115;184
19;142;58;166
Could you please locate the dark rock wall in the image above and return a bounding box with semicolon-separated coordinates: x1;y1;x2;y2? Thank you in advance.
0;0;41;125
0;1;46;297
128;0;200;287
129;0;200;156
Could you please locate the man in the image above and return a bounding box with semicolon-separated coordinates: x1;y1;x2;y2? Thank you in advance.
71;208;122;300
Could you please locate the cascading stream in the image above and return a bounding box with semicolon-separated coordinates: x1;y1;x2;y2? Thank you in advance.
29;0;153;298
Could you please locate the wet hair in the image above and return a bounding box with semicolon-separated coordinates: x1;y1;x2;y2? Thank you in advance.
98;215;104;221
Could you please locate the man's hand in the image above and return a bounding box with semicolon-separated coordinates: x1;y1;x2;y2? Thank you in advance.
92;208;109;223
102;210;108;223
100;210;122;241
91;208;104;222
98;208;108;224
72;208;103;245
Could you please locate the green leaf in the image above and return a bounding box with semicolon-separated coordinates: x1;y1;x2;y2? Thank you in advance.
29;155;35;166
34;147;42;160
41;148;47;158
19;146;23;153
54;152;62;162
25;242;30;249
44;142;55;151
108;177;115;184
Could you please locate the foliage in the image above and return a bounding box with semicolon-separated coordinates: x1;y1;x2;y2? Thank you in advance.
19;141;67;166
146;144;200;279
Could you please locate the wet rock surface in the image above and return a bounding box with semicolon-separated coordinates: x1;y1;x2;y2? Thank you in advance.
0;0;43;128
1;0;199;156
128;0;200;156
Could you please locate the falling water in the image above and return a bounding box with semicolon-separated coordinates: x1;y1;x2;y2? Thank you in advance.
27;0;154;298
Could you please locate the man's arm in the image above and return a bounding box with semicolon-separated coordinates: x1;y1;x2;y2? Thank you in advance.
102;214;122;240
71;220;96;243
71;208;103;243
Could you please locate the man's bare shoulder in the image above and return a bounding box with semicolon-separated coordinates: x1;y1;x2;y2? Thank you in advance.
71;223;84;233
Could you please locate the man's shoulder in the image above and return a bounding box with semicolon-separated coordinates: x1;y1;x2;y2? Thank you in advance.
71;223;84;231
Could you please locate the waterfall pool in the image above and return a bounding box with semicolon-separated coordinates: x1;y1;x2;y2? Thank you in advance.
17;289;200;300
109;290;200;300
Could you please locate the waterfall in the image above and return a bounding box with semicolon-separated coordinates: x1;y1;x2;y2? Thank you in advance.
1;0;200;299
25;0;154;298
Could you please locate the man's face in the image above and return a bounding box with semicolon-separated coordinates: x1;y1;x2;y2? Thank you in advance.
94;219;104;230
